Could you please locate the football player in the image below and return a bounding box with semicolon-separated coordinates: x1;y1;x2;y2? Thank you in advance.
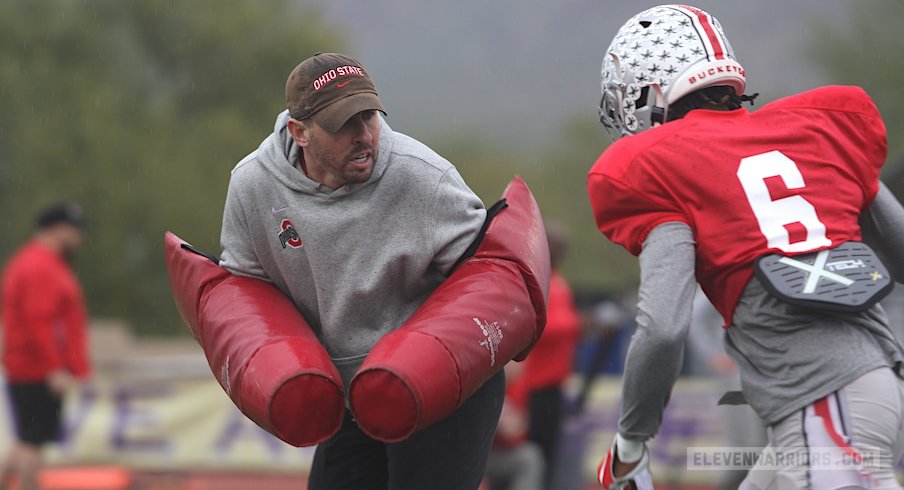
589;5;904;489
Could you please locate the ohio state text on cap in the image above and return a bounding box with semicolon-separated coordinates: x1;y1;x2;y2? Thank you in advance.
285;53;386;133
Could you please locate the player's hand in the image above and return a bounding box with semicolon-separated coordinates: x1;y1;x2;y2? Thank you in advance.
597;438;654;490
48;370;77;395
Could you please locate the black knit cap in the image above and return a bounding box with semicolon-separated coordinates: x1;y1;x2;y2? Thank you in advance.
35;202;87;230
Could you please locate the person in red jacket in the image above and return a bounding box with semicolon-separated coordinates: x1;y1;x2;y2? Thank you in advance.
0;202;91;490
485;363;544;490
517;222;582;489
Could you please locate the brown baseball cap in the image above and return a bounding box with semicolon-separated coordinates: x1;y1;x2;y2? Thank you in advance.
285;53;386;133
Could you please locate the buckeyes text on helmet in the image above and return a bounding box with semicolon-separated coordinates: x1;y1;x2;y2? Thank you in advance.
599;4;746;140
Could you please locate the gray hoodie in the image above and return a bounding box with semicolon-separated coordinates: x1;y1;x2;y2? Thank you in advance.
219;111;486;386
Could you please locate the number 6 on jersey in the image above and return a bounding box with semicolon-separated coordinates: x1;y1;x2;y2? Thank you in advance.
737;150;831;253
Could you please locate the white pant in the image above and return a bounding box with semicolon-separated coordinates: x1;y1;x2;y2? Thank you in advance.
742;367;904;490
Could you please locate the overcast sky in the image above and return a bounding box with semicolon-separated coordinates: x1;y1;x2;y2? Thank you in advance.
316;0;851;149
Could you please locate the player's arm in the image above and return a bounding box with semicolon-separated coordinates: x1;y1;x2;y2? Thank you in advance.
602;221;696;487
620;221;696;440
860;181;904;280
429;167;486;274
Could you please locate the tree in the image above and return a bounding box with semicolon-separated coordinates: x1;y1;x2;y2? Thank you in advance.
0;0;344;334
808;0;904;161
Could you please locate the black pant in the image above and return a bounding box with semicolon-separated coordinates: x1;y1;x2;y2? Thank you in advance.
308;371;505;490
528;386;564;490
6;382;63;446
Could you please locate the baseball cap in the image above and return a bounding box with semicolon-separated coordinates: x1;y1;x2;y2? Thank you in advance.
285;53;386;133
35;202;87;231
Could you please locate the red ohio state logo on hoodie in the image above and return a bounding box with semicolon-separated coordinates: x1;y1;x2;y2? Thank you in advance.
278;219;303;249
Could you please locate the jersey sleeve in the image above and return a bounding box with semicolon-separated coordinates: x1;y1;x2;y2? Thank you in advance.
777;86;887;207
587;151;688;256
827;86;887;208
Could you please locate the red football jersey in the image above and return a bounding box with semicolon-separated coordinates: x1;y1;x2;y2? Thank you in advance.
588;86;887;323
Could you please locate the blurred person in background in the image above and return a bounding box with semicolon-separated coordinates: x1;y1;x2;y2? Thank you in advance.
485;362;544;490
573;296;631;415
0;202;91;490
515;222;581;488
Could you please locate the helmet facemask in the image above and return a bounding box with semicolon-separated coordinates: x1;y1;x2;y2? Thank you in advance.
600;52;668;142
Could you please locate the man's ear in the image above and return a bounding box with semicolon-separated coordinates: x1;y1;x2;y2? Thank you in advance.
287;118;312;148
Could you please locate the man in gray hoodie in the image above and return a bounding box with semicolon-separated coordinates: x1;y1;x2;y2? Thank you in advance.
219;53;503;489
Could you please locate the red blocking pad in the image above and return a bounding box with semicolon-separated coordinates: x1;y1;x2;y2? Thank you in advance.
350;177;550;442
164;232;344;447
472;176;551;358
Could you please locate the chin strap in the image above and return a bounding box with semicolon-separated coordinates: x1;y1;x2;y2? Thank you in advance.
730;92;760;110
651;106;666;125
740;92;760;105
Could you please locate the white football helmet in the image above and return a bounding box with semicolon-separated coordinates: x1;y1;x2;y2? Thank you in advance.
599;5;746;140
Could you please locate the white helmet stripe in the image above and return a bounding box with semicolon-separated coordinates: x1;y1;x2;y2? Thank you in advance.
671;4;727;61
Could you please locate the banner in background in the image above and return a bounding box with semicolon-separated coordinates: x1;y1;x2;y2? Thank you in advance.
1;376;315;472
1;375;900;485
